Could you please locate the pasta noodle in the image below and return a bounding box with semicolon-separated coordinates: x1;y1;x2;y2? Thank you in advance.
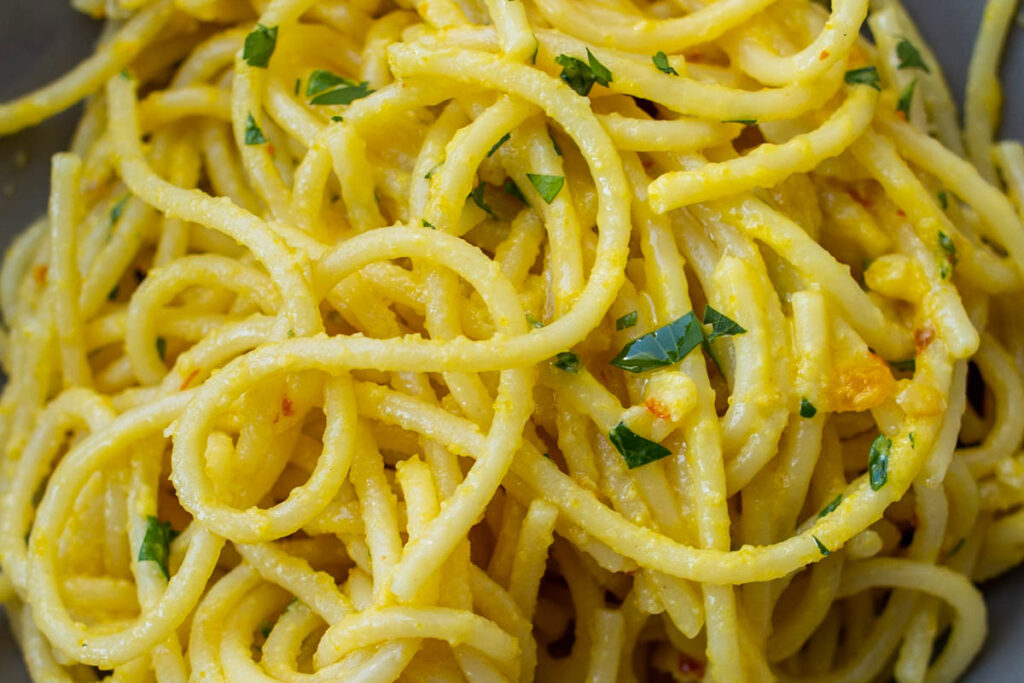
0;0;1023;680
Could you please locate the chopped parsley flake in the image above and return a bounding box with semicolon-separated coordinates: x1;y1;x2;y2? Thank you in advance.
504;178;527;204
845;66;881;90
310;81;373;106
818;494;842;519
616;311;638;330
896;39;930;72
868;434;892;491
138;516;175;578
469;182;496;217
244;114;267;145
306;69;354;97
611;311;704;373
487;132;511;157
549;129;563;156
553;351;580;373
703;305;746;340
652;51;678;76
526;173;564;204
110;195;129;225
812;535;831;556
555;49;613;97
897;79;917;118
800;397;817;418
242;24;278;68
608;421;671;469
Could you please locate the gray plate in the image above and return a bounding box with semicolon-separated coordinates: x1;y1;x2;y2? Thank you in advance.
0;1;1022;680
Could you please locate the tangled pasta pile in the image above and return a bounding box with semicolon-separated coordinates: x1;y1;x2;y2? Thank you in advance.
2;0;1024;679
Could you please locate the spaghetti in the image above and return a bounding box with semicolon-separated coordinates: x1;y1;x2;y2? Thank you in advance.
0;0;1022;680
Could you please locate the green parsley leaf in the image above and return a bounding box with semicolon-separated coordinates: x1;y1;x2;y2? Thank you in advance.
610;311;704;373
107;285;119;301
469;182;496;217
889;358;916;373
800;397;817;418
938;190;949;210
896;39;930;72
844;66;881;91
306;69;355;97
504;178;527;204
608;421;671;469
818;494;842;519
527;173;565;204
310;81;374;106
555;54;596;96
586;48;612;87
525;313;543;328
938;231;958;264
555;49;612;96
553;351;580;373
138;516;174;578
425;162;442;180
909;432;916;447
812;535;831;556
110;195;129;225
724;119;756;125
294;78;300;95
421;219;436;230
156;337;167;362
119;69;131;80
947;537;966;557
259;623;273;639
286;329;295;338
242;24;278;68
244;114;267;145
868;434;891;491
897;78;917;118
703;305;746;341
549;129;563;156
652;51;678;76
487;132;511;157
530;41;539;65
331;115;344;122
616;311;638;330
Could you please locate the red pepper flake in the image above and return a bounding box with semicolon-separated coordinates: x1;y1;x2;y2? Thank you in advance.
645;398;672;421
179;369;200;390
819;50;830;61
282;395;294;417
267;143;276;157
32;265;48;285
896;208;906;217
914;326;935;353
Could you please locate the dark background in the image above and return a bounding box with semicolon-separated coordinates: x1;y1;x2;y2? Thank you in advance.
0;0;1021;680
